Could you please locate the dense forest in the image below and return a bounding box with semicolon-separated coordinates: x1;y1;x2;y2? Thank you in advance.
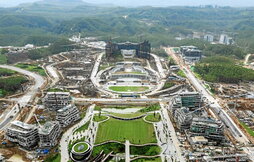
194;56;254;83
0;1;254;53
0;75;28;97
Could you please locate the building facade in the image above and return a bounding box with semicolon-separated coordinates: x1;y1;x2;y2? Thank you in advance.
38;121;61;148
180;46;202;63
204;34;214;42
56;104;80;128
190;117;224;142
43;92;72;111
106;41;151;59
170;92;202;114
174;107;193;131
5;121;39;148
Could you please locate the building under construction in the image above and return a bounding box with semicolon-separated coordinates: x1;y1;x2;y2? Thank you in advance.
170;92;203;114
190;117;225;142
105;41;151;59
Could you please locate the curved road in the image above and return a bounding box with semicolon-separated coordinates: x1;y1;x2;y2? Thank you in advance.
0;65;45;130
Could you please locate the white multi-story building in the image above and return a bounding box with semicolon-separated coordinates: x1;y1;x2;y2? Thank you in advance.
43;92;72;111
219;34;234;45
204;34;214;42
5;121;39;148
38;121;61;148
56;104;80;128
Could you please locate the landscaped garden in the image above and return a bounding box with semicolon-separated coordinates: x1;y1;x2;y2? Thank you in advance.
73;122;90;134
93;115;108;122
139;104;161;113
145;113;161;122
95;118;157;144
73;142;89;153
91;142;125;157
130;145;161;156
109;86;149;92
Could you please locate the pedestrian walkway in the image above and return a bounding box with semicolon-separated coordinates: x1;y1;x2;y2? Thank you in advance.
125;140;130;162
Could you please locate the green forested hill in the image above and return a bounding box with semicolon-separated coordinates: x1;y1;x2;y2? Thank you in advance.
1;3;254;51
195;56;254;83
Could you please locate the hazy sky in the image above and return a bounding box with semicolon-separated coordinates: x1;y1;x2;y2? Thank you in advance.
0;0;253;7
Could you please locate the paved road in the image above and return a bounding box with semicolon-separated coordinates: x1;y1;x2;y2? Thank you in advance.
45;62;60;86
125;140;130;162
150;53;166;79
45;55;70;86
90;52;115;96
74;98;169;104
244;54;252;65
165;47;249;144
0;65;45;130
160;103;185;162
60;104;95;162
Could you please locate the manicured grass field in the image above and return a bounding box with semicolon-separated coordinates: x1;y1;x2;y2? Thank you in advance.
145;113;161;122
109;86;149;92
95;118;157;144
15;63;46;76
73;142;89;153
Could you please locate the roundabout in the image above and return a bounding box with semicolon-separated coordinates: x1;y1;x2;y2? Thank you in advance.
70;142;92;162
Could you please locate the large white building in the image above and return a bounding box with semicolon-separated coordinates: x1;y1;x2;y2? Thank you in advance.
38;121;61;148
219;34;234;45
43;92;72;111
56;104;80;128
5;121;39;148
204;34;214;42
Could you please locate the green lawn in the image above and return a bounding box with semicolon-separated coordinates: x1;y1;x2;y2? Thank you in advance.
145;114;161;122
73;142;89;153
93;115;108;122
95;118;157;144
240;121;254;137
109;86;149;92
15;63;46;76
74;122;90;134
